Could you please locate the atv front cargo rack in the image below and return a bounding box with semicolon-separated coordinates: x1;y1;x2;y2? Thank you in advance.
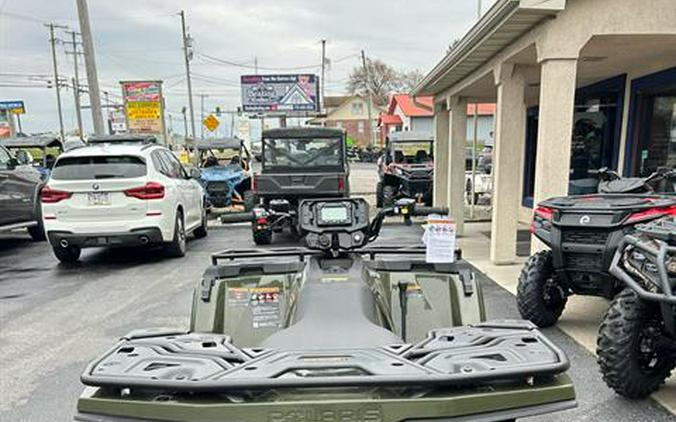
81;320;569;392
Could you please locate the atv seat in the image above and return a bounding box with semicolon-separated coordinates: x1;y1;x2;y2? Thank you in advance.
261;259;402;349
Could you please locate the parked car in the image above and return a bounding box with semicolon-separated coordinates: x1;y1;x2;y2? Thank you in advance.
41;142;206;263
0;145;46;240
376;131;434;207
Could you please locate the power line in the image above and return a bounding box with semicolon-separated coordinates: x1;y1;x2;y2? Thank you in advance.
198;52;322;71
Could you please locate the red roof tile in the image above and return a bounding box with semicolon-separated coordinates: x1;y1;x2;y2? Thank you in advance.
388;94;434;117
378;114;403;125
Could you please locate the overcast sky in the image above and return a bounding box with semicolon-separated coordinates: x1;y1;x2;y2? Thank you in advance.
0;0;495;134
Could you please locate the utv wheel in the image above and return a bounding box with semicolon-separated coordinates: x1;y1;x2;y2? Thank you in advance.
53;245;81;264
382;185;396;208
253;229;272;245
597;288;675;398
243;190;258;212
193;206;208;239
376;182;384;208
516;250;568;327
165;211;187;258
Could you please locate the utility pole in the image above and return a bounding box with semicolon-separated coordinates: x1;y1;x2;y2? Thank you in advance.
65;30;84;139
477;0;483;19
199;93;208;139
76;0;105;135
254;56;258;75
360;49;374;147
46;23;66;142
320;39;326;112
180;10;196;141
181;106;188;137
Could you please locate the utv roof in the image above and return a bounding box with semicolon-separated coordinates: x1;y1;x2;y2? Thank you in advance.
263;127;344;139
196;137;243;150
388;131;434;142
1;135;63;149
87;134;158;144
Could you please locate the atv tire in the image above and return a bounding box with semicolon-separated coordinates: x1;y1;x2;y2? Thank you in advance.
382;185;396;208
243;190;258;212
597;288;675;398
164;211;187;258
53;245;81;264
193;206;208;239
253;229;272;245
516;250;567;327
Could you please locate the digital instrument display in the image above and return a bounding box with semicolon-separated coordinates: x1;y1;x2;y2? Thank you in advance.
320;206;348;222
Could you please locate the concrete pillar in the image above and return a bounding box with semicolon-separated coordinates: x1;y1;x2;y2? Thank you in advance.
490;65;526;264
448;97;467;235
533;58;578;251
433;104;450;206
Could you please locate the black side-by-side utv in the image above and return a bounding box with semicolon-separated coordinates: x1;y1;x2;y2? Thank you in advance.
250;127;350;244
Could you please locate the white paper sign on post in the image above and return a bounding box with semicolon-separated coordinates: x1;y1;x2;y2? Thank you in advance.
422;215;456;263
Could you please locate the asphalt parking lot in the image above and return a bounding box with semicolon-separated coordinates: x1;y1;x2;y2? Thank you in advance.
0;218;673;422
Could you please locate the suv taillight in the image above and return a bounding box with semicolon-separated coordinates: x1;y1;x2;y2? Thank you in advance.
626;206;676;225
40;186;72;203
530;206;554;234
124;182;165;200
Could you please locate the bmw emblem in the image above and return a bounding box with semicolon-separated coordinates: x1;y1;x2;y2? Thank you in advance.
92;183;100;191
579;215;591;224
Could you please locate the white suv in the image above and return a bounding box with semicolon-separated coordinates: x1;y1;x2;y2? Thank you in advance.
41;142;206;263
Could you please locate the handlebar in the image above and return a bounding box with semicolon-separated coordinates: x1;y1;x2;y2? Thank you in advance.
413;206;449;216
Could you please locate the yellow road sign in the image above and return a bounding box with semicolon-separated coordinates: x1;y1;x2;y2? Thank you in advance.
203;114;220;132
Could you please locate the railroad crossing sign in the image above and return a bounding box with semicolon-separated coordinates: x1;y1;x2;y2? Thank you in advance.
203;114;220;132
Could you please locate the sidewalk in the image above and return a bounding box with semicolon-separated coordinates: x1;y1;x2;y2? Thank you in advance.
458;221;675;415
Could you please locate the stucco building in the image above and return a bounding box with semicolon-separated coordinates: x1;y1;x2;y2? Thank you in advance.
414;0;676;264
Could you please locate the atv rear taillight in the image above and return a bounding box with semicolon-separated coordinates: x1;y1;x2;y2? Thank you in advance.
251;176;257;192
124;182;165;200
256;217;268;225
530;206;554;234
626;206;676;225
338;176;345;192
40;186;72;203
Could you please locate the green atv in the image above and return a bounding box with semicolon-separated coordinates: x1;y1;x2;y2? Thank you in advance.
75;198;576;422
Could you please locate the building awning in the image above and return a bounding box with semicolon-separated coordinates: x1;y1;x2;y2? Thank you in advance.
414;0;565;96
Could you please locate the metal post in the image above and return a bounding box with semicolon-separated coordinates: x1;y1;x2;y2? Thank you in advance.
320;39;326;112
254;56;258;75
199;93;207;139
478;0;482;19
103;91;112;134
66;31;84;139
360;49;374;147
46;23;66;142
180;10;196;140
470;104;479;218
76;0;104;135
16;113;22;134
181;106;188;137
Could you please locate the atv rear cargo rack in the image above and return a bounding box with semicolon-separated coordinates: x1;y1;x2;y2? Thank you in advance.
81;320;569;393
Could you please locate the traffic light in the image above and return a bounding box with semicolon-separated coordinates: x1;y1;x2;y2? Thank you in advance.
215;106;221;116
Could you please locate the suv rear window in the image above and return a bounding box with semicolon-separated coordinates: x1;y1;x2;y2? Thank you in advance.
51;156;147;180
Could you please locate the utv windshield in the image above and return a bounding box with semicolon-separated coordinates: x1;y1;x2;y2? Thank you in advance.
391;141;433;164
263;137;343;172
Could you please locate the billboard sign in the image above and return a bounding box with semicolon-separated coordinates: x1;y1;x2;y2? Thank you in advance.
0;100;25;114
240;74;319;112
120;81;164;134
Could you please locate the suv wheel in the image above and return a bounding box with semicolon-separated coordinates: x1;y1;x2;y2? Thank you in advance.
516;250;568;327
597;288;675;398
376;182;384;208
193;206;208;239
243;190;258;212
165;211;187;257
382;185;396;208
53;245;81;264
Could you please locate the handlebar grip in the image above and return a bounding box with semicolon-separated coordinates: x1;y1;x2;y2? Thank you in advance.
413;206;449;216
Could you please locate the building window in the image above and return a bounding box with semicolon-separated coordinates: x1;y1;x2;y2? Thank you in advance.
351;102;364;115
358;121;365;133
625;67;676;176
335;121;343;129
521;74;626;207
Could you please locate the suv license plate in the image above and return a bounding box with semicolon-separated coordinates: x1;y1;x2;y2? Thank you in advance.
87;192;111;206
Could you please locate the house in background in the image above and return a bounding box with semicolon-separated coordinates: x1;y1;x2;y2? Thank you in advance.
310;95;385;146
378;94;495;146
